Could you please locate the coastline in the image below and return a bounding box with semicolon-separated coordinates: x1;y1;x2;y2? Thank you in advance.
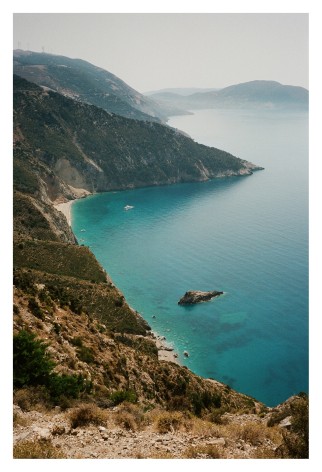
54;200;75;227
151;332;180;365
54;198;180;366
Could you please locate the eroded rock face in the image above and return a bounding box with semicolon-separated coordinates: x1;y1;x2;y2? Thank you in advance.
178;290;223;305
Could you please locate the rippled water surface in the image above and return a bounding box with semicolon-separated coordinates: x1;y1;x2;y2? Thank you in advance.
72;108;308;406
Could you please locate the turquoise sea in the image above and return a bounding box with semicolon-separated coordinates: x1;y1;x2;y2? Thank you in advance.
72;108;308;406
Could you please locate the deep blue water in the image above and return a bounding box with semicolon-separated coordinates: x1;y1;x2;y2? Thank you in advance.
72;108;308;406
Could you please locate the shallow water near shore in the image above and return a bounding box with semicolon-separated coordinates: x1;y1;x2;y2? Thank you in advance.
72;108;308;406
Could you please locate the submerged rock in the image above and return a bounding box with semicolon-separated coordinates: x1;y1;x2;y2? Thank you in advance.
178;290;223;305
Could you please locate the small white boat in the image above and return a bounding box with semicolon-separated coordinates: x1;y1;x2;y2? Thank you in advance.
124;205;134;211
80;229;86;232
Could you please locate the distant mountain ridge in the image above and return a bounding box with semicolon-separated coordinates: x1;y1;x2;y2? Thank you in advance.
145;87;220;96
147;80;308;112
13;49;172;122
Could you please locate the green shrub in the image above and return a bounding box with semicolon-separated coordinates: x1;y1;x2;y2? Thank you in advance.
110;389;137;406
52;323;61;335
13;330;54;388
13;330;92;404
13;304;20;315
70;336;83;347
208;407;228;425
77;345;95;363
70;298;83;314
278;397;309;458
48;373;92;402
114;296;124;307
13;269;37;295
28;297;44;320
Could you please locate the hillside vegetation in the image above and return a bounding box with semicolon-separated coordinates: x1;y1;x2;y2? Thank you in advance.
13;49;171;122
14;75;262;199
12;61;307;458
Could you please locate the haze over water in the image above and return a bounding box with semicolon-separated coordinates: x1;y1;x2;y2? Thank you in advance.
72;108;308;406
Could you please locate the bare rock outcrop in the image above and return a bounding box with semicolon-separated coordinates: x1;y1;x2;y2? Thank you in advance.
178;290;223;305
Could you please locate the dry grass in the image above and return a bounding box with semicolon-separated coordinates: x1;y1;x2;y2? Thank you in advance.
153;411;187;434
14;387;50;412
186;417;221;437
13;439;64;459
13;412;30;427
114;402;146;431
143;450;177;459
251;447;278;459
145;408;221;436
222;421;282;447
184;444;223;459
68;403;108;429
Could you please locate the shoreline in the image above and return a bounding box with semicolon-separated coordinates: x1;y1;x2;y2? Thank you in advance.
54;187;92;226
151;331;180;365
53;199;180;366
54;200;75;226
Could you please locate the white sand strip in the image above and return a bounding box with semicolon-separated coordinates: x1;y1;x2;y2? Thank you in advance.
54;200;74;226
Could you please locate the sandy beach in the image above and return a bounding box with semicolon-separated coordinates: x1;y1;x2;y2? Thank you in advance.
54;200;74;226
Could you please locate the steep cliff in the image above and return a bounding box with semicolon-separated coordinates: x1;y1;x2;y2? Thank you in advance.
14;75;262;201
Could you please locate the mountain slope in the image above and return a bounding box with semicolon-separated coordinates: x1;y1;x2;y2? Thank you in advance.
13;50;169;122
13;72;265;419
14;75;262;199
12;69;308;458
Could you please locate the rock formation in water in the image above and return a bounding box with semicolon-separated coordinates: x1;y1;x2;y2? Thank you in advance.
178;290;224;305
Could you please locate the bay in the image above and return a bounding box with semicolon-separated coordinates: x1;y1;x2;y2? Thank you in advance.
72;108;308;406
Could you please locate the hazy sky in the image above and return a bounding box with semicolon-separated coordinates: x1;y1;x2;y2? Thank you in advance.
13;13;308;93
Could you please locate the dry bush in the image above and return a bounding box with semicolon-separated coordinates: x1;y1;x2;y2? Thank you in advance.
239;422;266;445
14;386;50;412
114;402;145;431
13;412;30;427
147;408;220;436
184;444;222;459
206;408;229;425
13;439;64;459
146;450;177;459
222;422;262;445
224;421;281;447
51;425;66;436
115;411;137;431
154;411;186;434
69;403;107;429
251;447;277;459
186;416;221;437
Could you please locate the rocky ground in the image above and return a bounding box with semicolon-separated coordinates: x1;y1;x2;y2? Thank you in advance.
13;403;284;459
